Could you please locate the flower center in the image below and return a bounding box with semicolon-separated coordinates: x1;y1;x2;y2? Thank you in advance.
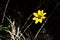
37;15;42;19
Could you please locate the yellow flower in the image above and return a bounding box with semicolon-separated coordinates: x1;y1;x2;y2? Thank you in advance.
32;10;46;24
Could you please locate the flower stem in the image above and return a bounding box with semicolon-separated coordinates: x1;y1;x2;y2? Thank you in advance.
2;0;9;23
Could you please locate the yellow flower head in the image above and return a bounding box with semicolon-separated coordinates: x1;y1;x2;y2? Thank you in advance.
32;10;46;24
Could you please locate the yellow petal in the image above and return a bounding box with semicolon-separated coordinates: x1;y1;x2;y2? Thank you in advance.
40;11;44;16
43;13;46;15
35;18;39;24
38;10;41;15
41;17;46;19
39;19;42;23
41;10;44;13
32;17;37;20
40;14;44;17
40;10;45;16
33;13;38;17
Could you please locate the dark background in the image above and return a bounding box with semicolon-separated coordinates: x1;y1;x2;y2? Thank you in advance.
0;0;60;40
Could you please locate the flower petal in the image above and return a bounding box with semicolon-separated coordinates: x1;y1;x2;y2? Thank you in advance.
35;18;39;24
33;13;38;17
43;13;46;15
41;17;46;19
38;10;41;15
32;17;37;20
39;19;42;23
41;10;44;13
39;10;44;16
